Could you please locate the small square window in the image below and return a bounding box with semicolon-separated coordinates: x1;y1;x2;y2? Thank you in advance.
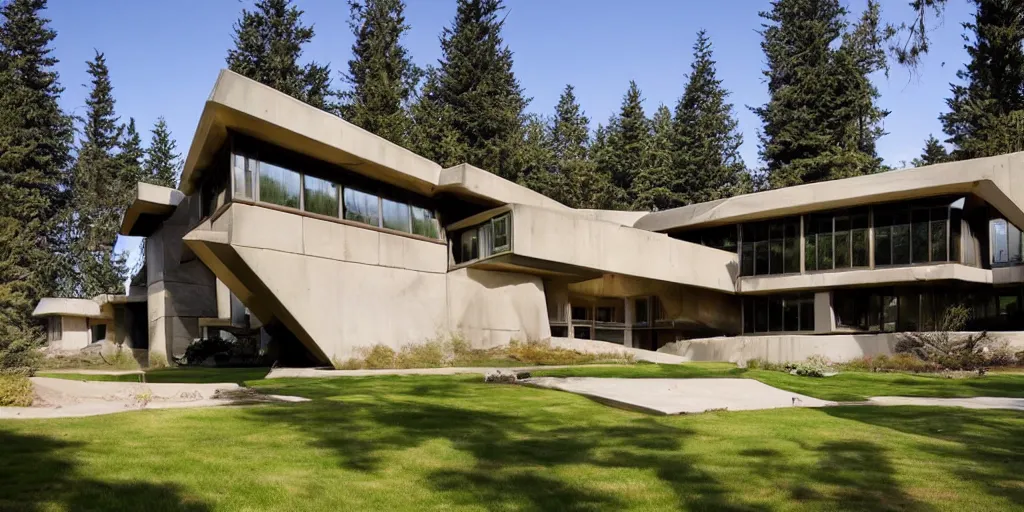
492;214;510;252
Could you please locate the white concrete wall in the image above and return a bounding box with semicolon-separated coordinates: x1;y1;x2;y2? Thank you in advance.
511;204;738;293
189;203;553;362
446;268;549;348
53;316;91;351
660;332;1024;364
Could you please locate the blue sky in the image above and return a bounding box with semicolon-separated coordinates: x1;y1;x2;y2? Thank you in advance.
40;0;975;277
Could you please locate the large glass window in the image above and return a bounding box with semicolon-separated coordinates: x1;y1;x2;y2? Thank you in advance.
740;217;799;276
258;162;300;209
232;147;442;240
743;294;814;334
344;188;380;227
303;175;339;217
876;202;956;266
453;214;513;264
674;225;737;252
492;214;510;252
382;198;411;233
806;209;868;271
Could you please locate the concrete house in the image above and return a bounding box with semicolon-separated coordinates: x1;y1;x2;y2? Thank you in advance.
34;70;1024;365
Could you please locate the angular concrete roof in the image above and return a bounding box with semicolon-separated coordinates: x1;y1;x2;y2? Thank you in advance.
32;298;102;318
181;70;569;212
635;152;1024;232
119;182;185;236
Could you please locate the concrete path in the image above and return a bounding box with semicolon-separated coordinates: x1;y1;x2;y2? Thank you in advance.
867;396;1024;410
267;364;616;379
37;368;144;376
521;377;835;415
0;377;309;420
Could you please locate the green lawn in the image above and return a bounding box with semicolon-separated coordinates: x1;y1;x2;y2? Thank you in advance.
532;363;1024;401
35;367;271;384
2;374;1023;511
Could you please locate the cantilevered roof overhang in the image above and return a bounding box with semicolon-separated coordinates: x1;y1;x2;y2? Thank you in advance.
180;70;572;213
119;182;185;236
634;152;1024;233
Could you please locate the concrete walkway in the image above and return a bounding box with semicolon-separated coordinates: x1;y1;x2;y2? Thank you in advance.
867;396;1024;411
0;377;309;420
522;377;835;414
266;364;616;379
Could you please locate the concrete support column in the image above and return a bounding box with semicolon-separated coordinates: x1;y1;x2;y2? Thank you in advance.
566;299;574;340
813;291;835;333
623;298;634;348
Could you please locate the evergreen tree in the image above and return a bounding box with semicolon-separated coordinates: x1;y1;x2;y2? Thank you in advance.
633;104;677;210
0;0;73;366
119;117;144;188
341;0;420;145
516;113;556;198
754;0;887;189
226;0;335;111
550;84;589;161
911;135;950;167
71;51;128;297
596;81;647;207
143;117;180;188
410;0;528;181
940;0;1024;160
669;31;748;207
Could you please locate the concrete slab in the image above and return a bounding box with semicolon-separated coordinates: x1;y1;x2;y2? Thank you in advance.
521;377;835;415
867;396;1024;411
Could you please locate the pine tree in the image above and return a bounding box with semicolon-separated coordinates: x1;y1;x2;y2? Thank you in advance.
668;31;748;207
940;0;1024;160
410;0;528;181
596;81;647;207
119;117;144;188
71;51;128;297
226;0;335;111
0;0;73;366
143;117;180;188
521;84;591;206
633;104;677;211
754;0;887;189
550;84;589;162
341;0;420;145
912;135;950;166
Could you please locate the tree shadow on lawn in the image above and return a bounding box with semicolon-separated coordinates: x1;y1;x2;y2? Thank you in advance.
247;381;764;511
245;378;942;511
825;406;1024;508
0;430;209;512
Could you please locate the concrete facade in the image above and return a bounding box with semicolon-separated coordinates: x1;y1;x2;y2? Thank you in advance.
37;69;1024;366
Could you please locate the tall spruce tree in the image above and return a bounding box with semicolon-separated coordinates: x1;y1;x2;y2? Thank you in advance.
143;117;179;188
596;81;648;207
940;0;1024;160
0;0;73;366
71;51;128;297
550;84;589;162
226;0;335;111
410;0;528;181
633;104;677;210
119;118;144;188
341;0;420;145
754;0;887;189
670;31;748;207
912;135;949;166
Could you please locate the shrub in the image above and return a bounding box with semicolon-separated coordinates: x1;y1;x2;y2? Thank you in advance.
787;355;835;377
0;374;33;407
838;353;941;373
362;345;397;369
745;358;786;372
895;304;997;370
330;336;633;370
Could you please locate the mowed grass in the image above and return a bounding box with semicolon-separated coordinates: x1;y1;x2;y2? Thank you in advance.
532;363;1024;401
35;367;271;384
2;374;1024;511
